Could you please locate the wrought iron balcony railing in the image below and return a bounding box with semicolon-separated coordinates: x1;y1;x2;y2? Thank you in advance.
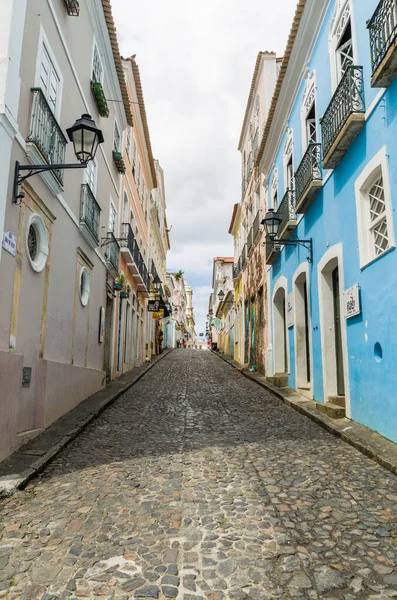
233;261;240;279
294;143;323;209
253;210;261;242
265;238;281;265
105;231;120;273
120;222;136;257
26;88;67;186
80;184;101;245
276;189;296;239
320;66;365;165
368;0;397;83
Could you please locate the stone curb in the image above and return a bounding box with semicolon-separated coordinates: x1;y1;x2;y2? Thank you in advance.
211;350;397;477
0;350;173;499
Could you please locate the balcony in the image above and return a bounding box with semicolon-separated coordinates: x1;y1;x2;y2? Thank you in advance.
320;66;365;170
120;223;150;295
233;257;242;280
275;189;297;240
265;238;281;266
242;244;247;268
294;143;323;214
252;210;262;244
80;184;101;249
104;232;120;277
368;0;397;87
26;88;67;192
113;151;126;174
91;81;109;118
63;0;79;15
247;227;254;255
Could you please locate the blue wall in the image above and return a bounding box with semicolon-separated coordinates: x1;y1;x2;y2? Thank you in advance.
267;0;397;443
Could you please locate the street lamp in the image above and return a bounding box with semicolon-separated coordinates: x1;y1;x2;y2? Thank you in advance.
153;274;162;293
13;113;104;204
218;290;225;301
261;208;313;263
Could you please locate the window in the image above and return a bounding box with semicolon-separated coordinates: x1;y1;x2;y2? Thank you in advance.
368;176;389;256
254;95;260;132
126;127;132;159
284;131;294;192
26;213;48;273
271;169;278;210
114;121;121;153
85;158;97;194
39;41;61;116
306;103;317;145
337;21;354;80
109;203;117;234
132;139;137;177
92;43;104;84
301;72;317;152
329;0;356;90
130;210;134;230
123;192;129;222
355;148;395;268
80;268;91;307
142;181;146;203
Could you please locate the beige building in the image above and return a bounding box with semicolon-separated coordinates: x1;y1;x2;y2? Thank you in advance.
0;0;132;462
237;51;278;370
109;55;156;378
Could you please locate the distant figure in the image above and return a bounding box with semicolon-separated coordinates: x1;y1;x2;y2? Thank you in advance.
176;339;181;348
182;339;186;349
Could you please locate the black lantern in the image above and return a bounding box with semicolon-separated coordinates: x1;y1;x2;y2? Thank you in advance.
261;209;282;239
66;114;104;163
218;289;225;301
153;274;162;292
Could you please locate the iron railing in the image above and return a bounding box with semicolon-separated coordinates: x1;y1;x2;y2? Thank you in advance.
120;222;136;256
294;143;322;205
276;189;296;235
253;210;261;240
368;0;397;74
26;88;67;186
320;66;365;159
247;227;254;253
80;184;101;244
242;244;247;267
105;231;120;272
233;256;242;279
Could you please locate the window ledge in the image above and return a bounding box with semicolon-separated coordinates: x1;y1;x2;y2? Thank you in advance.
360;244;396;271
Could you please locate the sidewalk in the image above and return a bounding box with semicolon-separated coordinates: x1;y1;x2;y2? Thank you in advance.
213;350;397;476
0;350;173;498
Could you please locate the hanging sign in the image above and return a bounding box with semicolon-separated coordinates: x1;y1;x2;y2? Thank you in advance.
343;284;361;318
3;231;17;257
148;300;161;312
287;293;294;328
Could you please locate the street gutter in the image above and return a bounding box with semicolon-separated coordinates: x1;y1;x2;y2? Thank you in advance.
212;350;397;477
0;350;173;499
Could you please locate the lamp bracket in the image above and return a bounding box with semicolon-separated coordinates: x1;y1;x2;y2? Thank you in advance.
13;161;87;204
263;236;313;263
100;236;126;248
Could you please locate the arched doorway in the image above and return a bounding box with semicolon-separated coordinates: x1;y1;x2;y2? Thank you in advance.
294;268;312;392
273;285;288;375
318;245;349;406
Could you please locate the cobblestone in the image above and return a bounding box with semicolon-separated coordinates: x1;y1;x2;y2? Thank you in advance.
1;350;397;599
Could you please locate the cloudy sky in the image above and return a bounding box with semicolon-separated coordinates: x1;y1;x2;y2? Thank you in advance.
112;0;298;336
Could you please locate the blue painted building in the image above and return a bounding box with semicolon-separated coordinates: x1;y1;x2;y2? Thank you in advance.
257;0;397;442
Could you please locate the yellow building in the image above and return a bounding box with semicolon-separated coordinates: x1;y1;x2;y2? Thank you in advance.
229;203;244;364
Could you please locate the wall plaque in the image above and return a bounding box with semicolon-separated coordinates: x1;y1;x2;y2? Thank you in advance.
22;367;32;387
343;284;361;318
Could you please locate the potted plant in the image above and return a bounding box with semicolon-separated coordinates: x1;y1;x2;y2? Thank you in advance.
114;273;126;291
120;284;130;299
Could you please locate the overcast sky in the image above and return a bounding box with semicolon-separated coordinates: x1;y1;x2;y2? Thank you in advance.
112;0;298;336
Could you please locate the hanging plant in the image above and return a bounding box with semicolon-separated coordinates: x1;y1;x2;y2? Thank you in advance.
174;270;184;280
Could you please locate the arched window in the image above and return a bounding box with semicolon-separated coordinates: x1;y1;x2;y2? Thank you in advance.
271;168;279;210
329;0;356;90
301;71;317;152
283;130;294;193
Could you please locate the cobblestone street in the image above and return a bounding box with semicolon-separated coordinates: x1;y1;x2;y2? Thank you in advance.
1;350;397;600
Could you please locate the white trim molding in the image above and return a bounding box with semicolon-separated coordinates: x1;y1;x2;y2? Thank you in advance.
272;275;289;376
317;243;351;416
354;146;395;269
293;261;313;396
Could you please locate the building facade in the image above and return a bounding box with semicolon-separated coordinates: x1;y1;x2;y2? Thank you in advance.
209;258;234;351
234;52;278;371
259;0;397;443
0;0;133;461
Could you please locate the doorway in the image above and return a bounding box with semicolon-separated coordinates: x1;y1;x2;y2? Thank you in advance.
294;271;311;389
104;295;114;381
273;286;288;374
319;248;347;403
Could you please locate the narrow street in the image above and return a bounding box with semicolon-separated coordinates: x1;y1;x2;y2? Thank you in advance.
1;350;397;600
